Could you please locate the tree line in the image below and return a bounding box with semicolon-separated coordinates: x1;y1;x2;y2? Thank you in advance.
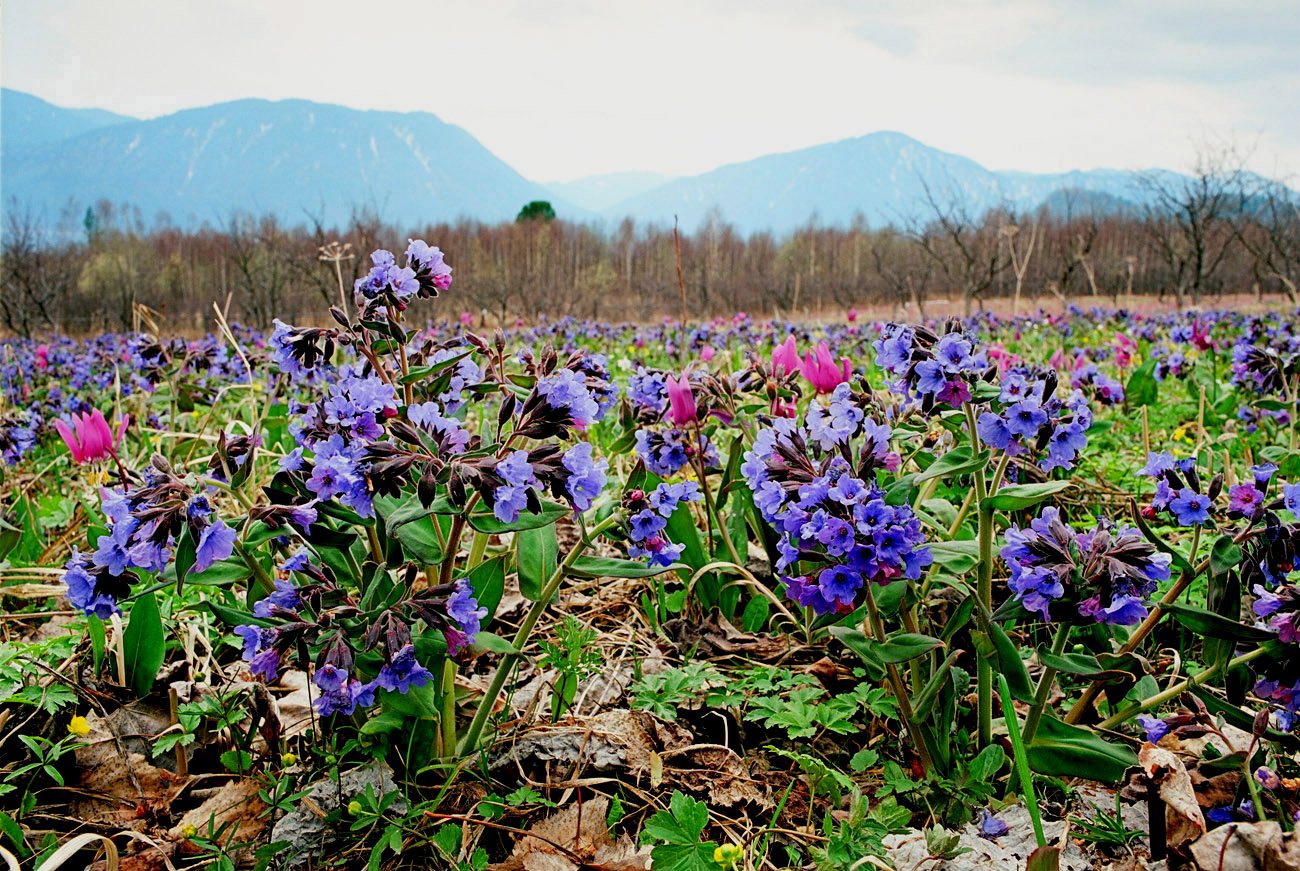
2;154;1297;337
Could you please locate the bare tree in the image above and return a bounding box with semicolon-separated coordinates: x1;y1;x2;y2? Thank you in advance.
0;205;79;336
909;180;1009;315
1234;177;1300;303
1139;148;1245;306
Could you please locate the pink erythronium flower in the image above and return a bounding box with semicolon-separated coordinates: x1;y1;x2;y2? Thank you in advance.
700;345;716;362
664;375;698;426
772;335;800;376
53;409;129;464
800;342;851;394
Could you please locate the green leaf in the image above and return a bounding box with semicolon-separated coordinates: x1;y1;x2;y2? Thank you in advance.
642;791;710;845
88;615;106;675
980;619;1034;702
516;524;558;600
665;500;708;573
1209;534;1243;578
467;501;570;534
1025;716;1138;783
982;481;1071;512
0;517;21;564
875;632;944;664
914;447;991;483
928;540;980;573
1125;359;1158;408
1164;601;1274;643
123;591;165;696
173;525;196;592
472;632;520;655
465;555;506;619
567;556;677;579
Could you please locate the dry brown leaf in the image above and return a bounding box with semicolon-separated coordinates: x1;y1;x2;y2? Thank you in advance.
490;796;649;871
1140;743;1206;851
168;777;267;844
1188;820;1300;870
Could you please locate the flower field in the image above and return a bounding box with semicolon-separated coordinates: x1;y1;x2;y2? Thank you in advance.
3;242;1300;870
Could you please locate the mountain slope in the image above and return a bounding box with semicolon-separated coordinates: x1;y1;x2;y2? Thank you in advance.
2;95;582;228
545;171;676;213
1;88;135;153
605;133;1155;233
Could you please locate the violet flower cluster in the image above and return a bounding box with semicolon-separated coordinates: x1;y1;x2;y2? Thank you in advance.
1139;452;1223;527
623;481;702;567
874;323;988;410
975;366;1093;473
1000;507;1171;625
64;458;241;618
742;387;931;615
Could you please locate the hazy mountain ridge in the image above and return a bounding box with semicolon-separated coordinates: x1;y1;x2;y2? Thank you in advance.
1;89;136;153
1;89;1270;234
1;90;580;228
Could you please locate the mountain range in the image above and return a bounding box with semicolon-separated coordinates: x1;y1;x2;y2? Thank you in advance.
0;88;1225;235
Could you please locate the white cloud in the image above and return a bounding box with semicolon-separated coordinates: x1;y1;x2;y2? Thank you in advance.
2;0;1296;182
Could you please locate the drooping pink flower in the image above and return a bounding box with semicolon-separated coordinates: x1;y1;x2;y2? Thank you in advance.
53;409;129;464
700;345;716;362
459;312;473;326
35;345;49;370
800;343;851;394
772;335;800;376
1114;333;1136;369
847;308;858;323
772;399;798;418
665;375;698;426
1049;348;1066;370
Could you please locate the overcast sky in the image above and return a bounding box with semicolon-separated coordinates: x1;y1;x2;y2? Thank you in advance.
3;0;1297;182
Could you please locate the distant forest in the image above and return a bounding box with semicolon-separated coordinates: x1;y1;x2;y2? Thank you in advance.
2;158;1297;336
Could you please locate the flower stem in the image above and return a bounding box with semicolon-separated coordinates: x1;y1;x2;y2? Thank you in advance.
1095;646;1268;730
1022;624;1070;745
999;673;1047;848
457;514;620;756
439;658;458;759
863;581;934;776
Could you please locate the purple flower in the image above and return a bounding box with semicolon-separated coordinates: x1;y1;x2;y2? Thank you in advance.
447;579;487;638
1170;489;1212;527
979;810;1009;840
253;578;300;618
194;519;237;574
1137;713;1170;743
313;665;375;717
561;443;607;513
374;644;433;694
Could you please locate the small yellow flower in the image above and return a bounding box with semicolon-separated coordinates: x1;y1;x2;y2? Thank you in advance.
1172;427;1186;442
347;800;363;816
180;823;198;839
713;843;743;869
68;716;91;737
281;752;298;767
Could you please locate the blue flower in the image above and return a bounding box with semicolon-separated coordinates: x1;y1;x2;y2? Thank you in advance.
1170;488;1212;526
194;519;237;574
1136;713;1170;743
561;443;607;513
374;644;433;694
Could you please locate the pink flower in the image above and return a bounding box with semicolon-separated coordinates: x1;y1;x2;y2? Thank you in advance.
772;399;798;418
35;345;49;370
459;312;473;326
665;375;698;426
53;409;129;464
1049;348;1066;370
847;308;858;323
772;335;800;376
800;343;851;394
1114;333;1136;368
700;345;716;362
